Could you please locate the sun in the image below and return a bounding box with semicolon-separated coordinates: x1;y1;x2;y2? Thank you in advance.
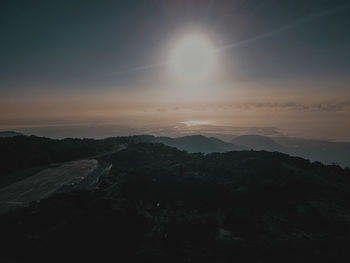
170;34;217;83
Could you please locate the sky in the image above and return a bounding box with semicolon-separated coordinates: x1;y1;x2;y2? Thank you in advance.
1;0;350;140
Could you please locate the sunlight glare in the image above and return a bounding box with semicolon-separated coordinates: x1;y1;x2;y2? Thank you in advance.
170;34;217;84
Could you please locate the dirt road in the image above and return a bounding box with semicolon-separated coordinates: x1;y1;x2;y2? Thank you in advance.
0;159;98;212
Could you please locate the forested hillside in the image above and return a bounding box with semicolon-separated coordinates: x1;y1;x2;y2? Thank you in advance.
1;142;350;262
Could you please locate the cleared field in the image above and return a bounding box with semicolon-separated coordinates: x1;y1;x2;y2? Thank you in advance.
0;159;98;212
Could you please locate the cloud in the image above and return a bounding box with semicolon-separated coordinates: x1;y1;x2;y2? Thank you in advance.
156;108;168;112
209;101;350;113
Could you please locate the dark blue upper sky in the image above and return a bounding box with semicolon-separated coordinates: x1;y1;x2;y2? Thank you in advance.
1;0;350;94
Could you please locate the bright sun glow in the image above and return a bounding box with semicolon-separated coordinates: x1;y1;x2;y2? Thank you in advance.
170;34;217;83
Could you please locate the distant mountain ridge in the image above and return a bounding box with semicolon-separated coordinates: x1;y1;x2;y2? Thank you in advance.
0;131;23;138
232;134;288;153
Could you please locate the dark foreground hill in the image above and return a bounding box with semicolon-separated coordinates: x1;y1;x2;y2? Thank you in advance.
1;142;350;263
